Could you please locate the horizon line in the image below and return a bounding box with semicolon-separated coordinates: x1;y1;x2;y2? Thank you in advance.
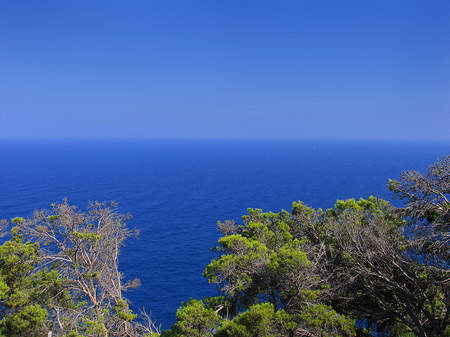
1;136;450;142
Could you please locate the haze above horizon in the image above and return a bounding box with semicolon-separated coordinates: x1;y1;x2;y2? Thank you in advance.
1;1;449;140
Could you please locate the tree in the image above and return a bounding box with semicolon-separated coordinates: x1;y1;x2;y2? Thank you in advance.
385;155;450;336
0;218;72;336
319;198;449;337
0;225;49;336
14;200;141;336
202;207;357;337
197;183;450;336
388;155;450;263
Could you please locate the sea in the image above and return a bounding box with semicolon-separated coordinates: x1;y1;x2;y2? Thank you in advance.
1;139;449;329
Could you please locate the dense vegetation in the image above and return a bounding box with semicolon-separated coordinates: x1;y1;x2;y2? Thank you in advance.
1;156;449;336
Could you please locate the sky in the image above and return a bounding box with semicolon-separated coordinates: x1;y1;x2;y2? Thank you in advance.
0;0;449;140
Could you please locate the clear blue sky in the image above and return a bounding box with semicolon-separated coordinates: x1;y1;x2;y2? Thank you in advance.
1;1;449;140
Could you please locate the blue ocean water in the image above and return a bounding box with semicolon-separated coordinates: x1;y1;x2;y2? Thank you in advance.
0;139;449;328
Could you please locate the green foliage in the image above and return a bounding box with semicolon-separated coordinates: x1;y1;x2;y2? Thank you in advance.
80;315;108;337
0;304;48;336
204;234;270;302
298;304;356;337
10;217;25;225
169;298;221;337
215;303;276;337
216;302;297;337
268;240;310;275
114;300;137;322
0;232;52;336
72;231;101;242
